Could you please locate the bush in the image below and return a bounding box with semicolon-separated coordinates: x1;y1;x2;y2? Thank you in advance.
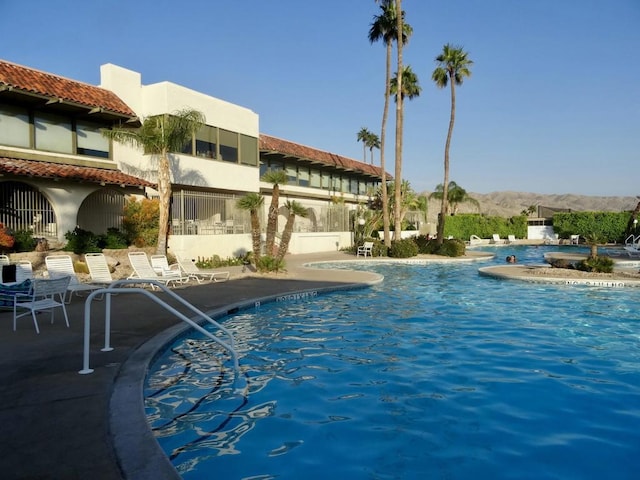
255;254;285;273
435;239;466;257
63;227;101;254
196;254;247;268
11;229;36;252
576;256;614;273
388;238;418;258
100;228;128;249
122;197;159;247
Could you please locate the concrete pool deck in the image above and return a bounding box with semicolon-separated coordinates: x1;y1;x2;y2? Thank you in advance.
2;247;636;479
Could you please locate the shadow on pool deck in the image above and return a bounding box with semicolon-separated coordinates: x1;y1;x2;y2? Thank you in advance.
0;251;385;480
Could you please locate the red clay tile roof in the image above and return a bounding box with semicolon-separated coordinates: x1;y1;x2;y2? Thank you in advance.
259;134;390;180
0;59;136;118
0;157;153;188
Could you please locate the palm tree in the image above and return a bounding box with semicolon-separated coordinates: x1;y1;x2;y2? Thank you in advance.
275;200;308;264
102;109;205;254
261;169;288;255
390;65;421;101
357;127;371;163
236;192;264;263
430;181;479;215
432;44;473;245
393;0;407;240
369;0;412;247
365;132;381;164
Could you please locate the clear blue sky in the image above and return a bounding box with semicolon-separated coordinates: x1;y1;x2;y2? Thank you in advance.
2;0;639;196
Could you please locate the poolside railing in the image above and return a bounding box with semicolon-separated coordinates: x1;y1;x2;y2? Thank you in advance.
79;279;241;384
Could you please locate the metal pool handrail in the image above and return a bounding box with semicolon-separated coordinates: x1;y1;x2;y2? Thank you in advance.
79;279;240;381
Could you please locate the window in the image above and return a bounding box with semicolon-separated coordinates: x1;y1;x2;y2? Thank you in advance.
34;112;72;154
0;105;30;148
240;134;258;166
219;129;238;162
298;166;310;187
77;121;109;158
310;169;321;188
286;164;297;185
196;125;217;159
322;172;331;190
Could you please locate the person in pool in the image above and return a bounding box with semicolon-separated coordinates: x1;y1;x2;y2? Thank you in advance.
506;255;517;263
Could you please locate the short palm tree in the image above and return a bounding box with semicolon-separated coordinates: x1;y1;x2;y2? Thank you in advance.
262;169;288;255
102;108;205;254
276;201;308;263
430;181;479;215
432;44;473;245
236;192;264;263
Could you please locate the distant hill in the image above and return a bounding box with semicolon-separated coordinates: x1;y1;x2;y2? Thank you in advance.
423;191;639;224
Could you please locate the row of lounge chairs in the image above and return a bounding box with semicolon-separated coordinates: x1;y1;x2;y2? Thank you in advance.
1;252;230;333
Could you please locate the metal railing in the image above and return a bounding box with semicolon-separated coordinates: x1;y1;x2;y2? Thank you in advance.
79;279;242;387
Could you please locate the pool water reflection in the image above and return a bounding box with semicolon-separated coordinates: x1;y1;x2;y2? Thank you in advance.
145;246;640;479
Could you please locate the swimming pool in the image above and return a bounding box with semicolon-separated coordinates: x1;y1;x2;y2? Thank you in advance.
145;246;640;479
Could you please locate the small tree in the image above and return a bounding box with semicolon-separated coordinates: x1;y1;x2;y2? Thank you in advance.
275;201;308;263
262;170;288;256
236;193;264;264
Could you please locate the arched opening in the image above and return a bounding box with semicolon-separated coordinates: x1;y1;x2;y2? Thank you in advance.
0;181;57;238
77;189;127;234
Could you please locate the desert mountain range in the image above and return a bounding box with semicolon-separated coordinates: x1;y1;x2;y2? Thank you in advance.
423;191;639;224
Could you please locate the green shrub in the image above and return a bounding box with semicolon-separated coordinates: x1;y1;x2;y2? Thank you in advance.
122;197;159;247
196;254;247;268
101;228;128;249
388;238;418;258
435;239;466;257
414;235;436;254
256;254;285;273
576;256;614;273
12;229;37;252
64;227;101;254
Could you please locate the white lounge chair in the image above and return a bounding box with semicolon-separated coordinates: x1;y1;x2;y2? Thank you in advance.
15;260;33;283
127;252;185;289
150;255;192;284
0;255;9;266
357;241;374;257
13;276;71;334
85;253;115;285
507;235;516;244
45;254;102;303
623;245;640;258
176;257;230;283
491;234;504;244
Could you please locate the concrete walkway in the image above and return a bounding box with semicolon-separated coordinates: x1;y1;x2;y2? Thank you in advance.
0;251;381;480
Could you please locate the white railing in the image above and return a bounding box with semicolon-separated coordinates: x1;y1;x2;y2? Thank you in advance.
79;279;241;383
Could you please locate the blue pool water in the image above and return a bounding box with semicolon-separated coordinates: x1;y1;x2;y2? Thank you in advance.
145;246;640;479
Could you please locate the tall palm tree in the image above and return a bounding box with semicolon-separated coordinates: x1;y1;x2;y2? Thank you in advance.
261;169;288;256
357;127;371;163
102;109;205;254
430;181;479;215
393;0;406;240
236;192;264;263
369;0;412;246
275;200;308;264
432;44;473;245
365;132;381;164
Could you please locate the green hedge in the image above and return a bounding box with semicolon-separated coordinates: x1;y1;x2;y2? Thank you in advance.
553;212;629;243
443;214;527;240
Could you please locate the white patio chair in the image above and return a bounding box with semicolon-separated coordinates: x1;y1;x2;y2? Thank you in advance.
357;241;374;258
507;234;516;244
127;252;184;289
84;253;115;285
176;257;230;283
150;255;191;283
13;276;71;334
45;254;102;303
15;260;33;283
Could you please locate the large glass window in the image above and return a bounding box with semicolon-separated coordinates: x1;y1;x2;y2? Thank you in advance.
240;134;258;166
0;105;30;148
322;172;331;190
34;112;72;153
219;129;238;163
196;125;217;159
77;121;109;158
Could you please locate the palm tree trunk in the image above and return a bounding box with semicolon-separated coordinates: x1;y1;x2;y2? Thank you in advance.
156;152;171;255
265;185;280;255
250;210;262;262
380;43;392;248
276;214;296;263
393;0;404;240
437;79;456;245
